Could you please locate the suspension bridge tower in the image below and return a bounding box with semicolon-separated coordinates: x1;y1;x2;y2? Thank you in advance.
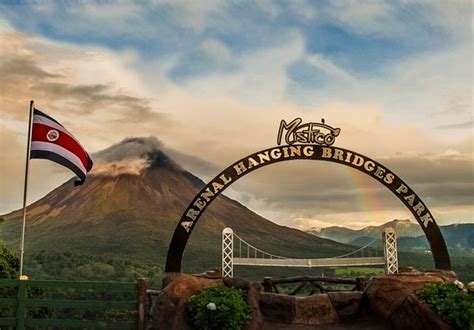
383;227;398;275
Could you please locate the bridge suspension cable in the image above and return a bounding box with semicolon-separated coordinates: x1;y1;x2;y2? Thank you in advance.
332;239;379;259
233;232;287;260
233;232;381;260
222;227;398;278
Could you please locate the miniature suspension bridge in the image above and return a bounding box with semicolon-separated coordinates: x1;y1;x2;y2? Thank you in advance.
222;227;398;278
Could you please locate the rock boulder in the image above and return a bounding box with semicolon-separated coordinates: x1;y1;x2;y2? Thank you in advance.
364;274;448;319
163;273;223;305
389;294;453;330
259;293;296;324
294;294;339;326
328;291;363;320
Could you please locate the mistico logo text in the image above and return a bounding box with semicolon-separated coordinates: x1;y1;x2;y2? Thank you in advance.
277;118;341;146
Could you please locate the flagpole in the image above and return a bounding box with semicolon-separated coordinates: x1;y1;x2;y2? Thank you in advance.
19;100;34;278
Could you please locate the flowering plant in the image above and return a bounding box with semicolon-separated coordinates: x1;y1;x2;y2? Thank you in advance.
187;284;251;330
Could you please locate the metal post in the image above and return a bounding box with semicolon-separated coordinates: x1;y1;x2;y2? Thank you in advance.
262;277;273;293
137;278;147;330
239;239;241;258
222;228;234;278
17;276;28;330
19;101;34;277
383;227;398;274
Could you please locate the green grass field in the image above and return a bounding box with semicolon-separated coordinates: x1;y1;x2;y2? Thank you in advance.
333;266;385;277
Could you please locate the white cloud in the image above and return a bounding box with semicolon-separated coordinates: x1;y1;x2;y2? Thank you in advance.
293;213;415;231
0;21;472;230
323;1;398;36
0;18;11;29
288;42;472;143
255;0;282;18
153;0;226;31
306;54;356;82
26;37;151;98
181;30;305;105
293;218;336;231
288;0;317;21
402;0;473;42
431;205;474;225
380;44;472;138
199;38;232;64
321;1;472;41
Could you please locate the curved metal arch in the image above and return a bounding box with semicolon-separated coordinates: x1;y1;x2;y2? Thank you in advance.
165;145;450;272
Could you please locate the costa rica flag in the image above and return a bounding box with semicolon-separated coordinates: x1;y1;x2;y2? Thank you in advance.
31;108;93;185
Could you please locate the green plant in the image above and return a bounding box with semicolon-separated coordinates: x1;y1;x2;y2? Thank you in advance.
0;242;19;279
417;282;474;330
187;284;251;330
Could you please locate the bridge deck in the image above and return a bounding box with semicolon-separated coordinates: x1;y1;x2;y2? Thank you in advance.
234;257;385;268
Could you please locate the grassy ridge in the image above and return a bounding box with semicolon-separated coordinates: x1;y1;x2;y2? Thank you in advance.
18;247;474;286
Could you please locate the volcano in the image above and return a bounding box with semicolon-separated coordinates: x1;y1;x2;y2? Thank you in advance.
1;137;350;275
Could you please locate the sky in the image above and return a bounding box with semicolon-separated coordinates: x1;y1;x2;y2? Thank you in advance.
0;0;472;230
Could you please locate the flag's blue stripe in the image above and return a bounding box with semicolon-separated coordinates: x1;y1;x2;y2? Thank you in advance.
31;150;86;185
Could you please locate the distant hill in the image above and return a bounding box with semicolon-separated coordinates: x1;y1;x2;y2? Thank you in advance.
309;219;421;243
397;224;474;249
0;137;351;277
320;222;474;250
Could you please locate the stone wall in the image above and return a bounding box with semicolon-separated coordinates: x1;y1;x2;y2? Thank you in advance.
146;271;456;329
259;291;363;326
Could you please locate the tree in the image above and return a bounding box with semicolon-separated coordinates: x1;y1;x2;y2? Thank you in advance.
0;242;19;278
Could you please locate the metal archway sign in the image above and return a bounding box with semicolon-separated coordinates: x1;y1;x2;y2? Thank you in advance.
165;119;451;272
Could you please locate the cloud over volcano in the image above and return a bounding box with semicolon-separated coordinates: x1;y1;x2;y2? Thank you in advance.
0;1;472;229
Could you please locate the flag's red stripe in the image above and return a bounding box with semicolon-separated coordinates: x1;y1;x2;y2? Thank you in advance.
32;123;91;171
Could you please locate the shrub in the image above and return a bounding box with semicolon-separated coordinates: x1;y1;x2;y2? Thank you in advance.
187;284;252;330
416;282;474;330
0;242;19;279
